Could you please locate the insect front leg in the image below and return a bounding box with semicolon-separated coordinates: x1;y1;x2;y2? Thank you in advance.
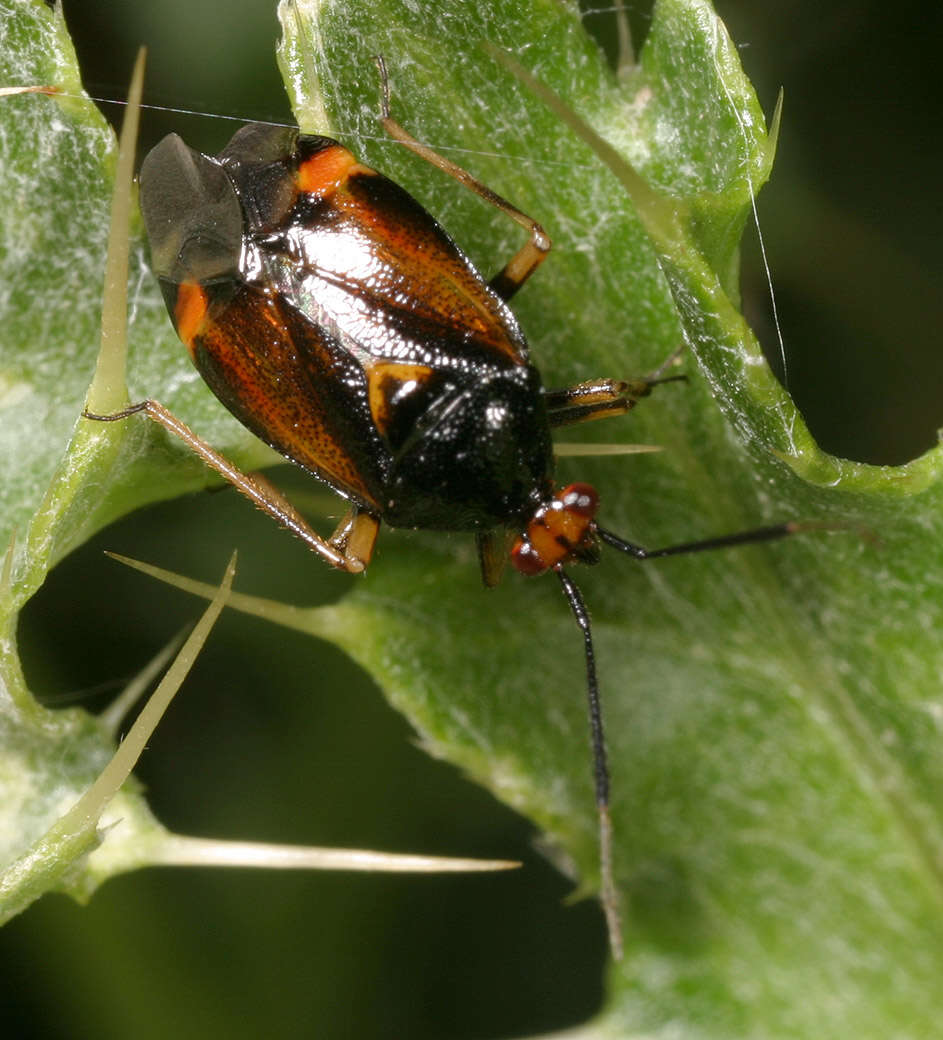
82;400;376;574
545;374;686;428
373;55;550;303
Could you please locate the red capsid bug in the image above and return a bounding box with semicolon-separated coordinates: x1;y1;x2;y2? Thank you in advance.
84;56;811;960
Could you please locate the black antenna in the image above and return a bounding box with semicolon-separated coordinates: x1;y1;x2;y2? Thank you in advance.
597;521;799;560
553;515;845;961
555;566;623;960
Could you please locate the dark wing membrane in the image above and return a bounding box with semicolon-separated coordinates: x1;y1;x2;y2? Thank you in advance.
190;282;389;511
140;134;244;286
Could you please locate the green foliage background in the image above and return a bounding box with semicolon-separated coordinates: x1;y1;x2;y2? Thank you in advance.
2;1;943;1038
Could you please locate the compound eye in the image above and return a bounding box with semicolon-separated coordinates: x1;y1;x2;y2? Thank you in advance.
558;483;599;518
510;534;546;576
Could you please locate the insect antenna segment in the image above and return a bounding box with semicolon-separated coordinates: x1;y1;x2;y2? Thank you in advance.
555;566;623;960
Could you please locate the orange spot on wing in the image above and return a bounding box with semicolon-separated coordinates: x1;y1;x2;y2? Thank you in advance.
365;360;435;437
174;282;209;358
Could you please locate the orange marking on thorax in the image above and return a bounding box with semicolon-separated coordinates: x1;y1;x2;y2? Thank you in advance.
174;282;209;357
296;145;364;198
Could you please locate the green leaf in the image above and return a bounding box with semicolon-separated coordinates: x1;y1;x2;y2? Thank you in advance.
4;0;943;1035
278;0;943;1034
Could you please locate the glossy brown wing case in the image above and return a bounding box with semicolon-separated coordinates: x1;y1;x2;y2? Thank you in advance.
140;125;552;529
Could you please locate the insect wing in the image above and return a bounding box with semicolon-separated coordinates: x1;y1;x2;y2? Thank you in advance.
222;124;531;372
140;133;243;287
140;130;388;510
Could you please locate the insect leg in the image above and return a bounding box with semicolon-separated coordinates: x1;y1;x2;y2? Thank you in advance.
328;506;380;567
547;377;649;427
546;346;687;427
555;566;623;961
373;54;550;302
82;400;376;573
546;373;687;428
475;529;517;588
